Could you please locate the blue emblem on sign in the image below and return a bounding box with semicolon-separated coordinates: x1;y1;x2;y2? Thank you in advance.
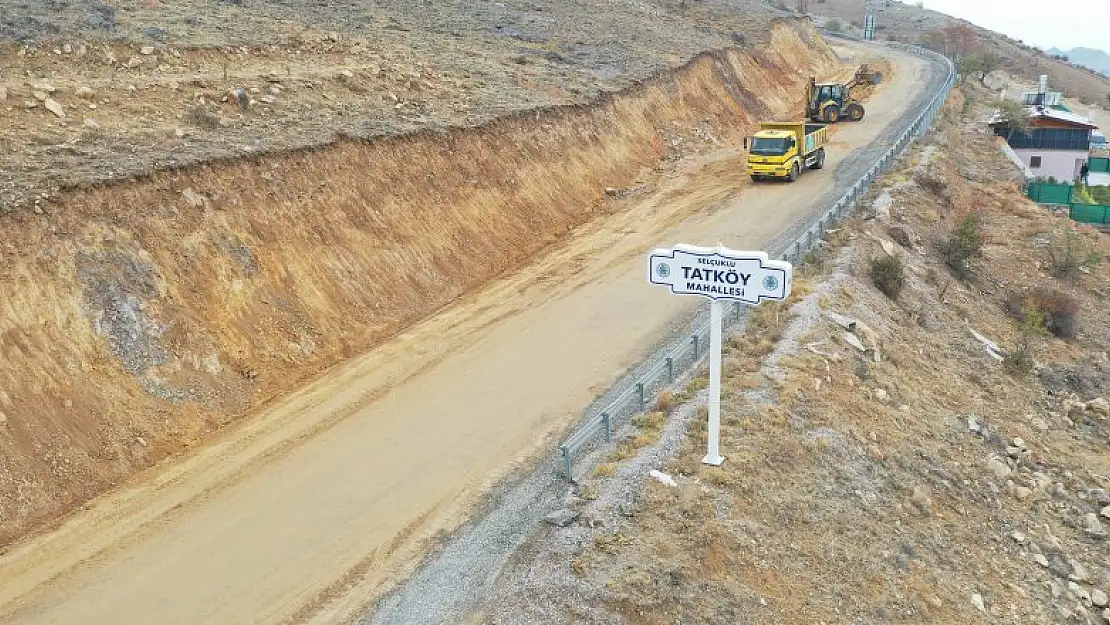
655;263;670;279
763;275;779;291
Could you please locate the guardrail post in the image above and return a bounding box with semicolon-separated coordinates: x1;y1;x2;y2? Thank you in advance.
636;383;646;412
692;334;699;360
666;356;674;383
601;412;612;442
560;446;573;480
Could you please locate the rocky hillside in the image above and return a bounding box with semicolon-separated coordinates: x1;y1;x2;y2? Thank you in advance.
0;0;783;212
810;0;1110;105
482;84;1110;624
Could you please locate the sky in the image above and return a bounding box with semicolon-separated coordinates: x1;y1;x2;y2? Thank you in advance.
919;0;1107;52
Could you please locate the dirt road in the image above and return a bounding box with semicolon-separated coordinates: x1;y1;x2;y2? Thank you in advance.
0;43;937;625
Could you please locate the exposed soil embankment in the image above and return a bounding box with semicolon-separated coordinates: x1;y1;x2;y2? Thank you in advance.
0;20;837;546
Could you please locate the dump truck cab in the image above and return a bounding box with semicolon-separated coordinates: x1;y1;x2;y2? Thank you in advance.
747;122;828;182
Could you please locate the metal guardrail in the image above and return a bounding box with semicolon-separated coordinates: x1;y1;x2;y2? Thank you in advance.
557;40;957;481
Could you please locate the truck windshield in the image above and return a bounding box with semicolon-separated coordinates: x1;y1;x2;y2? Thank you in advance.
750;137;790;156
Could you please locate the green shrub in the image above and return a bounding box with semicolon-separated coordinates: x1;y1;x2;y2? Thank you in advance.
1003;331;1037;377
939;213;983;279
1089;185;1110;205
1005;287;1080;339
869;255;905;299
1048;227;1102;280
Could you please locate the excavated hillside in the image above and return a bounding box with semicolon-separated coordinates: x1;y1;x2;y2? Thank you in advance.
0;17;840;547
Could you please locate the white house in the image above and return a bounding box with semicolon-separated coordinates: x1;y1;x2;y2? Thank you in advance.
992;106;1097;182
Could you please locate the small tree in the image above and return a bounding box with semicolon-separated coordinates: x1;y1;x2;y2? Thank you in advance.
1048;227;1102;280
870;255;905;299
994;99;1031;141
958;55;980;83
940;212;984;279
960;53;1001;85
1004;308;1044;377
825;18;844;33
928;25;978;60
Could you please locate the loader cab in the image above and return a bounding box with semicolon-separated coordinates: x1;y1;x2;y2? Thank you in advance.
814;83;844;106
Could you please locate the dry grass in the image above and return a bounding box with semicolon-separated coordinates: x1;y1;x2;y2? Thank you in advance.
632;411;667;435
654;390;676;412
184;104;221;130
687;375;709;394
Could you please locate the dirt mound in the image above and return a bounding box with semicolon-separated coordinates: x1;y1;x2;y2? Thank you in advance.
0;19;839;548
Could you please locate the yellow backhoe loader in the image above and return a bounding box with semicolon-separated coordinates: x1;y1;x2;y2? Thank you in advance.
805;64;883;124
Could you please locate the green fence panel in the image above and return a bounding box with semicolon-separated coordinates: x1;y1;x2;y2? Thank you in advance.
1069;203;1110;225
1027;182;1074;204
1090;157;1110;173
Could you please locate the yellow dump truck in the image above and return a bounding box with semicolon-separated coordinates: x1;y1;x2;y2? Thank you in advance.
747;121;829;183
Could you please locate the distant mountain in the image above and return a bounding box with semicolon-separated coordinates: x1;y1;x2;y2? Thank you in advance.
1047;47;1110;77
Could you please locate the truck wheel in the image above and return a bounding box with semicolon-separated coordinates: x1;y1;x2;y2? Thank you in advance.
847;104;865;121
787;163;799;182
824;106;841;124
811;149;825;170
750;175;760;182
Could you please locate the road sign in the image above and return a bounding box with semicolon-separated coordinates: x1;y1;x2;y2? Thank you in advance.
863;12;876;41
648;244;793;466
648;245;792;304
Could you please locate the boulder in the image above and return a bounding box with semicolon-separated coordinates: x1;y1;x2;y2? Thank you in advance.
182;188;207;208
43;98;65;118
1084;512;1104;535
544;508;580;528
988;456;1011;480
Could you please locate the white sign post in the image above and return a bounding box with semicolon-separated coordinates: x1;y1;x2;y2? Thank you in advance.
648;244;793;466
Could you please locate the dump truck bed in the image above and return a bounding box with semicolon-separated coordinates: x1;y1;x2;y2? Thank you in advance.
758;121;828;156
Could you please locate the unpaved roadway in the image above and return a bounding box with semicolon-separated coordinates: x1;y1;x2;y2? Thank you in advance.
0;43;940;625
